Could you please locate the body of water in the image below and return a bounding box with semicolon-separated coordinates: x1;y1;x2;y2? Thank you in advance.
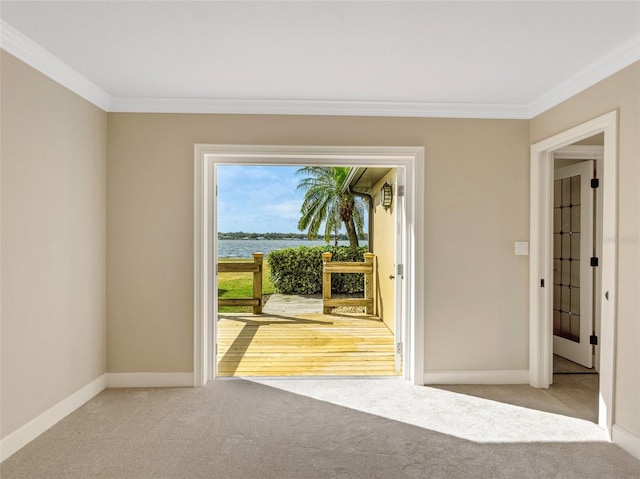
218;239;353;258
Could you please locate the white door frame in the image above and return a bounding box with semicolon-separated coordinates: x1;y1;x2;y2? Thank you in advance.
194;145;425;386
529;110;618;436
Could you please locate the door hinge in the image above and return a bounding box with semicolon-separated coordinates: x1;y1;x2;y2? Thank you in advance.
590;257;599;267
396;342;403;354
397;264;404;276
541;279;545;288
397;185;405;197
590;178;600;189
590;335;598;345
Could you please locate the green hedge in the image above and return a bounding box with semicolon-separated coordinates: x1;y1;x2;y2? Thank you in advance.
267;245;368;295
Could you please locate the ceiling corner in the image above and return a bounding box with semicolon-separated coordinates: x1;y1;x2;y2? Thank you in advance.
528;32;640;118
1;20;111;111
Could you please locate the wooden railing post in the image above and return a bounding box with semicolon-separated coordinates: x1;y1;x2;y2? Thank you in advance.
364;253;375;315
321;252;376;315
252;252;264;314
322;252;332;314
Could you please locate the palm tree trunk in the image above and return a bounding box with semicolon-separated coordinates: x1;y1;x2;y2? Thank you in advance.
344;219;360;249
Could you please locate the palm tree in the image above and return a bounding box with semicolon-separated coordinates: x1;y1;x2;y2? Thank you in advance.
296;166;365;249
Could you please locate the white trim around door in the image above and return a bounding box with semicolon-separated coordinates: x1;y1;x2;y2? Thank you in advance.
194;145;425;386
529;110;618;437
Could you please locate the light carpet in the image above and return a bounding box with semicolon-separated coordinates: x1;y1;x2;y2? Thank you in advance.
1;378;638;478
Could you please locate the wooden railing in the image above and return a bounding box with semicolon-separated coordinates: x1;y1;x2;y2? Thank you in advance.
322;252;375;315
218;252;264;314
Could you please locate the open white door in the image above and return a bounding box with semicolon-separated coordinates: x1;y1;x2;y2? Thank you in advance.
552;161;594;368
394;168;406;374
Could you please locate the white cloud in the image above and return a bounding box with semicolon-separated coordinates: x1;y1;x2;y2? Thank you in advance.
262;199;302;220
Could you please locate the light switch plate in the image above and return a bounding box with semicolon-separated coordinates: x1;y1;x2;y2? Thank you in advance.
515;241;529;256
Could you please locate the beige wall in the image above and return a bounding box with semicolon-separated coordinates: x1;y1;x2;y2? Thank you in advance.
2;39;637;455
1;52;107;438
371;171;397;333
107;113;530;373
531;61;640;438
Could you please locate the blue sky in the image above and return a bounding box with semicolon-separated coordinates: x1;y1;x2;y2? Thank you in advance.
217;165;308;233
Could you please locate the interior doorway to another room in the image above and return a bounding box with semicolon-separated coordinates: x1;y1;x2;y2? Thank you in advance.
550;140;604;424
552;140;604;375
530;111;617;436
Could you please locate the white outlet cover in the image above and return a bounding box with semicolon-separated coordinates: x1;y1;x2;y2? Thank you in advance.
515;241;529;256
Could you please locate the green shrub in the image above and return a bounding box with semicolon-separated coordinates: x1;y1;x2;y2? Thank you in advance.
267;245;368;295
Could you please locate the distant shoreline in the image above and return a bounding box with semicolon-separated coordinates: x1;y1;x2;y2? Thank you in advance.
218;233;368;241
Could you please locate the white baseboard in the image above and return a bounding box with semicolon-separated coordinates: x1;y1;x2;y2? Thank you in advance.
424;369;529;385
0;374;107;463
613;425;640;461
106;372;194;388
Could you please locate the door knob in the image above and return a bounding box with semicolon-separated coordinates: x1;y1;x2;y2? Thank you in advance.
389;275;395;280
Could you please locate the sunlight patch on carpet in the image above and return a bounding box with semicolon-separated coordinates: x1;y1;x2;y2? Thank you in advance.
248;378;608;444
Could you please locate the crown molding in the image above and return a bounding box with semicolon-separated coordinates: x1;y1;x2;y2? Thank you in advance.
2;20;638;119
109;97;530;119
528;33;640;118
0;20;111;111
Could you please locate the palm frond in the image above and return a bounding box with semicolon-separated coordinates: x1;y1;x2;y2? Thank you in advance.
296;166;362;248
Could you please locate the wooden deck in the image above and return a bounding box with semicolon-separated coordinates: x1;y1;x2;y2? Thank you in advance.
216;312;397;377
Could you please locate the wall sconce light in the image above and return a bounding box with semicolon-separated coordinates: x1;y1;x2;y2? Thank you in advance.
381;182;393;210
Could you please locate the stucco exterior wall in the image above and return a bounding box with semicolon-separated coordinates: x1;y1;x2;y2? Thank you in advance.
371;170;398;333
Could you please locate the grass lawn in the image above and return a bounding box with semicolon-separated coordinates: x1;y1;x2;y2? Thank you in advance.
218;258;275;313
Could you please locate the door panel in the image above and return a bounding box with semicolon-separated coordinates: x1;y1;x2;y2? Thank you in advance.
394;169;405;374
553;161;593;368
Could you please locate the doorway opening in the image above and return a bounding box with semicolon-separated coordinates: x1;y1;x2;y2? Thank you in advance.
552;141;604;372
550;141;604;423
195;145;425;386
214;164;400;378
530;111;618;437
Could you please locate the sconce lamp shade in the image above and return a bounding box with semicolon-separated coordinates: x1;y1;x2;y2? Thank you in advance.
381;182;393;210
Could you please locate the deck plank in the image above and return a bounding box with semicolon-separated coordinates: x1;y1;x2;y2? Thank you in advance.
216;312;397;377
